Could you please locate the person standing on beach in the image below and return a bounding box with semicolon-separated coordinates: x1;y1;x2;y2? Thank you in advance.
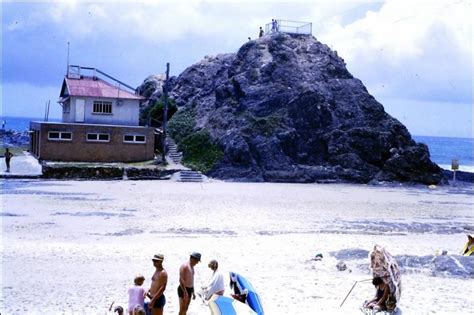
201;259;225;300
128;274;145;315
147;254;168;315
178;252;201;315
4;148;13;172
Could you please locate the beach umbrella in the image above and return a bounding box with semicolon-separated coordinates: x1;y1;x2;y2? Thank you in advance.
229;272;264;315
208;295;257;315
370;245;402;310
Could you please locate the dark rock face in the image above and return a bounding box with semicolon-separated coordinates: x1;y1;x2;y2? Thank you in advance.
143;33;443;184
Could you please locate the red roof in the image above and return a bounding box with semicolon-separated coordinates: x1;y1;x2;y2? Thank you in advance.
61;76;144;100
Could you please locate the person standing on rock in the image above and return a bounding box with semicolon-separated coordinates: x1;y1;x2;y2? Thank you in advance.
259;26;264;38
271;19;276;32
4;148;13;172
178;252;201;315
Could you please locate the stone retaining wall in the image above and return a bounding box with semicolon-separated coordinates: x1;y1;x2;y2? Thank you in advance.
42;164;180;180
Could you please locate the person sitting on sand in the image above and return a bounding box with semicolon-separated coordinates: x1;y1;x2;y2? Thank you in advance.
363;277;390;311
133;305;146;315
461;234;474;256
201;259;225;300
128;274;145;315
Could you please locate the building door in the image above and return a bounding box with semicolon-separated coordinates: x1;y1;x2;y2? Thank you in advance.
75;99;85;122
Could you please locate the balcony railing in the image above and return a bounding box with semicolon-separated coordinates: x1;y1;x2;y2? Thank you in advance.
265;19;312;35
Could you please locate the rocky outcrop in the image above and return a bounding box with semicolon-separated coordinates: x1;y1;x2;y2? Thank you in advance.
1;129;29;147
139;33;443;184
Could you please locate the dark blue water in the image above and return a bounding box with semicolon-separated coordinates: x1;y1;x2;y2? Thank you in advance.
2;116;472;171
0;116;59;132
413;135;474;172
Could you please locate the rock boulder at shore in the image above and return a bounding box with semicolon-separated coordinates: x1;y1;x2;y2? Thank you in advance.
138;33;443;184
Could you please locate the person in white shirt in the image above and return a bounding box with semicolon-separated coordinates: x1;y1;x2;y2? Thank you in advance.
202;260;225;300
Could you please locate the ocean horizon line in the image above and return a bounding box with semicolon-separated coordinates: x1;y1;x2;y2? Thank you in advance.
1;115;473;140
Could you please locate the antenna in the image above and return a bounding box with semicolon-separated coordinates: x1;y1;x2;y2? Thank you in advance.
66;41;70;77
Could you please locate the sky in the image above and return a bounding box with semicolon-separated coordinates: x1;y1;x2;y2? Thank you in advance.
1;0;473;138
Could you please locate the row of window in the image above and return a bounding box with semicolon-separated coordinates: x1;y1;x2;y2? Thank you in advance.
47;132;146;143
62;101;114;114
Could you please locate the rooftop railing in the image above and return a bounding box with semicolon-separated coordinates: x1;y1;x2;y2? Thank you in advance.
265;19;312;35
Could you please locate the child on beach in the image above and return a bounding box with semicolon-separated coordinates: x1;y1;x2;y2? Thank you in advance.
363;277;390;311
128;274;146;315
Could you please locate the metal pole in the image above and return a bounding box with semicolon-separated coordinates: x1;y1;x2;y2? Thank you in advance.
66;42;70;77
161;63;170;163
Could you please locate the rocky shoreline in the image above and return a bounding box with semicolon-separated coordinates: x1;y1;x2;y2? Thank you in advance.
0;129;29;148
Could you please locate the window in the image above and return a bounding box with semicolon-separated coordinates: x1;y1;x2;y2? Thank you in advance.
93;100;113;114
86;133;110;142
48;131;72;141
123;134;146;143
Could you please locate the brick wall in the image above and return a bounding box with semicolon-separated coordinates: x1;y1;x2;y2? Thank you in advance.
30;122;155;162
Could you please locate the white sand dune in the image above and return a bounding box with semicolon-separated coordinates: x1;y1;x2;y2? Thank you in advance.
1;180;473;314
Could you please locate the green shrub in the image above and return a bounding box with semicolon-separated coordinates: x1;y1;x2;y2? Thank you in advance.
140;97;177;127
168;108;196;143
179;131;224;173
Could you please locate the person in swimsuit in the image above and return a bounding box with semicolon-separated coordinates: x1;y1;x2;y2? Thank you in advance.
147;254;168;315
364;277;390;310
178;252;201;315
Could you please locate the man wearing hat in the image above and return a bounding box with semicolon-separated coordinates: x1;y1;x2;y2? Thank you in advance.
147;254;168;315
178;252;201;315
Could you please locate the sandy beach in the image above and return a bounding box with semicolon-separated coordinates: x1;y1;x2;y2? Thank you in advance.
1;179;473;314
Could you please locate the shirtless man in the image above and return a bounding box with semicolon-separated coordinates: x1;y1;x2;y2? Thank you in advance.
178;252;201;315
147;254;168;315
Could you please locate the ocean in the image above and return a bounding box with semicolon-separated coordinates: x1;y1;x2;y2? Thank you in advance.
2;116;473;172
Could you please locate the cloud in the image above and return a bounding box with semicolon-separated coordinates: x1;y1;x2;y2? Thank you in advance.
2;0;472;137
317;0;472;102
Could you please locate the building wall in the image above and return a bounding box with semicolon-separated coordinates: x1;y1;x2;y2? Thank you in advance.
63;96;140;126
30;122;155;162
61;99;72;122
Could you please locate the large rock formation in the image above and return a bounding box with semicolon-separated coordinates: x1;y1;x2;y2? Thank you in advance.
139;33;443;184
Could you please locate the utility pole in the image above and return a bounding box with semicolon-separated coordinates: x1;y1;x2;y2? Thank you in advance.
161;63;170;163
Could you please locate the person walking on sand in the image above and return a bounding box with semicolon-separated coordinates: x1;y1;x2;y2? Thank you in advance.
147;254;168;315
201;259;225;301
178;252;201;315
4;148;13;172
259;26;264;38
128;274;145;315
